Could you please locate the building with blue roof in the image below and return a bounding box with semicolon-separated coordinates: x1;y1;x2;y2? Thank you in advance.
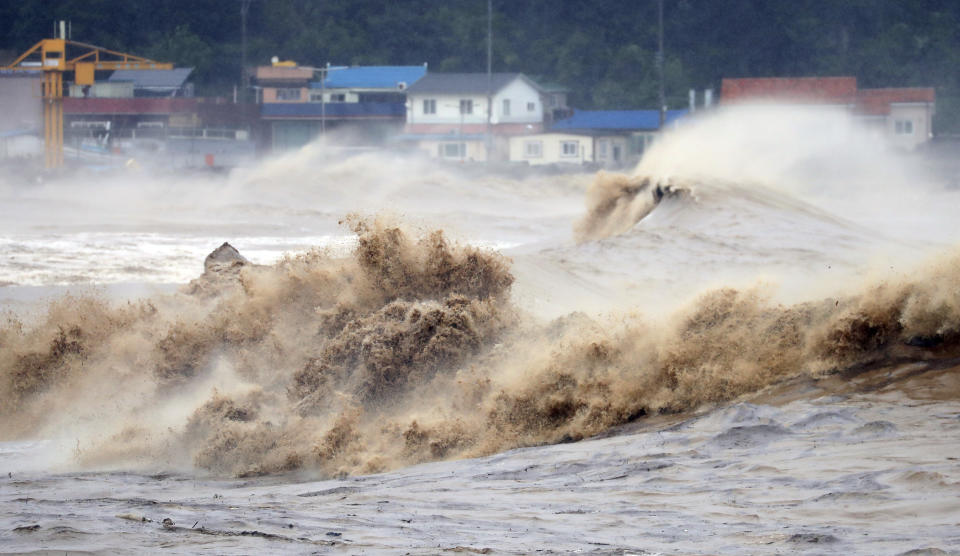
508;108;689;168
255;62;427;151
314;65;426;91
550;109;687;132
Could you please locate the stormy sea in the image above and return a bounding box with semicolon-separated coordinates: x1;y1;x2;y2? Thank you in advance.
1;105;959;555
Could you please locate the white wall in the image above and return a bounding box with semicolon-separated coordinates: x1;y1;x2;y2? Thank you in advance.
509;132;593;165
407;77;543;125
407;93;489;124
0;76;42;132
887;103;933;150
491;79;542;124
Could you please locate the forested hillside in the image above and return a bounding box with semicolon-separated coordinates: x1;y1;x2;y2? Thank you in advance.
2;0;958;131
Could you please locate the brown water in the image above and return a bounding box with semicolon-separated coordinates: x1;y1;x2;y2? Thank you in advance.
2;105;959;554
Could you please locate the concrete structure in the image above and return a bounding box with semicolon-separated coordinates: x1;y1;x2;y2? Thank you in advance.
0;71;42;134
721;76;936;150
62;96;255;167
0;71;43;160
402;73;546;161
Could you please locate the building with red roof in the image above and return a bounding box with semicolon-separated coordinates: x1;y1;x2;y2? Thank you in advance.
720;76;935;150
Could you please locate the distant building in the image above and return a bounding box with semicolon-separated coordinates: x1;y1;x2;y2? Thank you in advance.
400;72;546;162
254;64;315;104
61;67;255;168
0;70;43;159
510;109;688;167
720;76;936;150
256;63;426;151
66;68;193;100
106;68;194;97
537;82;573;125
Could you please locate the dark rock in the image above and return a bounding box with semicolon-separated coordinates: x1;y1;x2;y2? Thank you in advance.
788;532;839;543
204;242;249;273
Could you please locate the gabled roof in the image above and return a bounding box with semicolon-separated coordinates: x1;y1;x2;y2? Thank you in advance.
406;72;540;95
313;65;426;90
721;77;857;104
107;68;193;90
551;109;688;132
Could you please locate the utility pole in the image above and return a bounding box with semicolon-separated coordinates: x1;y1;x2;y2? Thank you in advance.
240;0;252;103
486;0;493;163
657;0;665;129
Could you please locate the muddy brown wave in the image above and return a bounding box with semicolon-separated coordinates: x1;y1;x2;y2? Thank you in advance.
2;216;960;478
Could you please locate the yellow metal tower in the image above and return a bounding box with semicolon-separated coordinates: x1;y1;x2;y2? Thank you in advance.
2;37;173;169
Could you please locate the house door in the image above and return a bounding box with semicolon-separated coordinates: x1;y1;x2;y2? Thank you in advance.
613;145;621;163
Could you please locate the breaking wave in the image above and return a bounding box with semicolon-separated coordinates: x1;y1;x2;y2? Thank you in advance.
3;212;960;478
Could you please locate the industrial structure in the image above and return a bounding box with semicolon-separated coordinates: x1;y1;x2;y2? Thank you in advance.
0;22;172;168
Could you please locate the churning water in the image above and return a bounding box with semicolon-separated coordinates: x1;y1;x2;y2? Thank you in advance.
1;105;959;554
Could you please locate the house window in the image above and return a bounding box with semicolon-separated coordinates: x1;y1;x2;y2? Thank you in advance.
329;93;346;102
524;140;542;158
502;99;511;116
895;119;914;135
527;101;536;112
309;92;323;102
561;140;578;157
439;142;466;158
598;140;608;159
460;99;473;115
423;99;436;114
276;88;302;101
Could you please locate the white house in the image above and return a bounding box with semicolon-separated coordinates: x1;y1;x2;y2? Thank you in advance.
402;73;546;161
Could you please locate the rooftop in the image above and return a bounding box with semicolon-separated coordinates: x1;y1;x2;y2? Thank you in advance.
108;67;193;90
551;109;689;132
255;66;315;81
406;72;540;95
856;87;936;115
721;77;858;104
313;65;427;90
719;76;935;116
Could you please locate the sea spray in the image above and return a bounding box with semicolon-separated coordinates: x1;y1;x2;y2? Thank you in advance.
4;214;960;477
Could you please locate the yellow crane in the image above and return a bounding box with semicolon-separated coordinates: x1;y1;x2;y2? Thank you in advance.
1;36;173;168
